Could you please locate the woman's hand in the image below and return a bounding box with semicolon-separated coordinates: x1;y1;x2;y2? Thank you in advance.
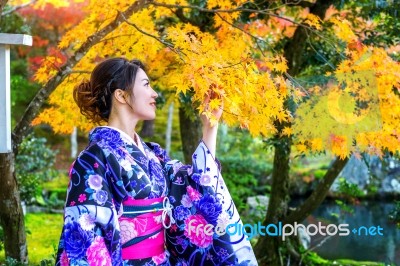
201;90;223;157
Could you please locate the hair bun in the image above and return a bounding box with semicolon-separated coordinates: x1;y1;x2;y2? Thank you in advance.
73;80;103;124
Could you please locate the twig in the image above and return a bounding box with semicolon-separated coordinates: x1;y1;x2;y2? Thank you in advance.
215;13;266;57
151;2;312;30
1;0;36;16
118;11;185;61
152;1;348;62
99;34;139;43
299;234;334;265
67;70;91;74
119;11;174;48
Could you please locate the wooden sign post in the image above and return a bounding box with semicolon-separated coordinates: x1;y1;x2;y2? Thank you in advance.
0;33;32;263
0;33;32;153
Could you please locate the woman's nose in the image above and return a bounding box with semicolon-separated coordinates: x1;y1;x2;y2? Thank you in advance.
152;88;158;98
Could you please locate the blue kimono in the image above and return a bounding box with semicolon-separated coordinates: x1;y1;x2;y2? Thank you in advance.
56;126;257;266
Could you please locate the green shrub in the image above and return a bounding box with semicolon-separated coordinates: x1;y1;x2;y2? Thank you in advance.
16;134;58;204
389;201;400;228
0;226;3;252
220;156;260;209
217;127;272;214
337;177;364;197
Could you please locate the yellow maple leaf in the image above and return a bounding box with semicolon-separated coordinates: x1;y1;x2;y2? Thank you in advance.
282;126;292;136
304;14;322;30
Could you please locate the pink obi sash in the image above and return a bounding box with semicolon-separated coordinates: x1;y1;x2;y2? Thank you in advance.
119;197;174;260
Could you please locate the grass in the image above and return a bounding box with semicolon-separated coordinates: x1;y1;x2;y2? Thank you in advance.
302;251;394;266
0;213;63;265
41;174;69;192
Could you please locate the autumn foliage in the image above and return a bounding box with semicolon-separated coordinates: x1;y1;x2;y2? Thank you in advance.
8;0;398;159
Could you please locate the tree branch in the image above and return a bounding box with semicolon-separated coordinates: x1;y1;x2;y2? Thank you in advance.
152;1;343;63
1;0;36;16
12;0;153;151
284;156;349;224
151;2;310;29
0;0;9;17
284;0;314;8
174;8;201;28
215;13;267;57
119;11;185;60
119;12;174;49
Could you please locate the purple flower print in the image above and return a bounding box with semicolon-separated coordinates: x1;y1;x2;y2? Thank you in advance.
87;174;103;190
217;247;229;259
176;235;188;250
89;128;125;158
197;194;222;226
181;194;193;208
169;196;176;204
63;221;93;259
93;190;108;205
174;205;191;221
175;176;183;184
191;173;201;183
199;174;212;186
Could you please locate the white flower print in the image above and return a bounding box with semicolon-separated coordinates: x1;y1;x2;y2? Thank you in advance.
120;159;132;172
78;213;95;231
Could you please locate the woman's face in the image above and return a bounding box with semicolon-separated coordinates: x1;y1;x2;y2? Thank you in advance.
128;68;158;120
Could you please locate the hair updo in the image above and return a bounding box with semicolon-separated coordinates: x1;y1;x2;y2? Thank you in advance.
73;57;146;124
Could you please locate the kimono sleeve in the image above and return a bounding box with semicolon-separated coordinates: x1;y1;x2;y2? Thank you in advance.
151;141;258;266
55;144;123;266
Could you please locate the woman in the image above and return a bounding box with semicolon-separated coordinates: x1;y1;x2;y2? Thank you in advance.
55;58;258;266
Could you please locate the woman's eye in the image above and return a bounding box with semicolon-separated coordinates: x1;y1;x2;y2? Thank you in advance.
144;82;149;87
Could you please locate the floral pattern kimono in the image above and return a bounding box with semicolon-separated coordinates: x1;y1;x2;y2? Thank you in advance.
56;126;257;266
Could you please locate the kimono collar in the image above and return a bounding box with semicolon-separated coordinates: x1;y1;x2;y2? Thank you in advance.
89;126;146;155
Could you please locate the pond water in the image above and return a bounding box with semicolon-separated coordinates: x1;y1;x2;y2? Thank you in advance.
297;200;400;265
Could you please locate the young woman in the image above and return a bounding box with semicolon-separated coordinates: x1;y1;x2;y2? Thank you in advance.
55;58;258;266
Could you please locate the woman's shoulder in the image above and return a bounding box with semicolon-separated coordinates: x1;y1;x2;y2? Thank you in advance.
74;143;106;161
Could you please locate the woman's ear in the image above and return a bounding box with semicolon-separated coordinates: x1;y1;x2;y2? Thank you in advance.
114;89;127;104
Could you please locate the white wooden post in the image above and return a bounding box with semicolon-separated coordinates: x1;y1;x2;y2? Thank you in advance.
0;33;32;153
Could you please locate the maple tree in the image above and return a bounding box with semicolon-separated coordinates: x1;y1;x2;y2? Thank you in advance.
2;0;400;263
0;0;86;262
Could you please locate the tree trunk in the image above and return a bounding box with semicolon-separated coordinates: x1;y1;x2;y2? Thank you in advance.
285;157;349;224
0;0;8;20
0;152;27;263
255;0;340;264
284;0;337;76
254;136;291;265
139;119;155;137
179;106;202;164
